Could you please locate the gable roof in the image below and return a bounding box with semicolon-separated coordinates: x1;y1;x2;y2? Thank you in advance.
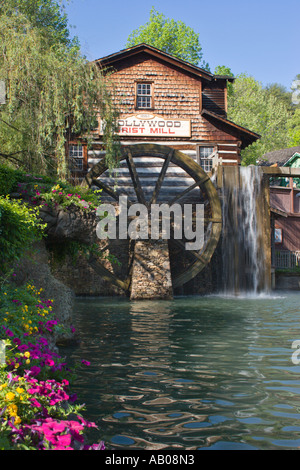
95;43;234;84
258;146;300;166
201;109;261;148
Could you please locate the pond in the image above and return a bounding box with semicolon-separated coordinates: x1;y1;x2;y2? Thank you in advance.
63;292;300;450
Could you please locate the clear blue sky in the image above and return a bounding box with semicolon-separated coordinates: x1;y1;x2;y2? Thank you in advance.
64;0;299;91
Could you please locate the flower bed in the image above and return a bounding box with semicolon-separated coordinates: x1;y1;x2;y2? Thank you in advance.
0;283;104;450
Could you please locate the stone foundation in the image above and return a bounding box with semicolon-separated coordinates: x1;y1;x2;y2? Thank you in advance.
130;240;173;300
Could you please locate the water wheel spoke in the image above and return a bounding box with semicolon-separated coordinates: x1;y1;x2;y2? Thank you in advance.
168;175;210;206
88;254;130;292
126;149;147;206
150;149;174;205
92;178;120;202
169;235;206;264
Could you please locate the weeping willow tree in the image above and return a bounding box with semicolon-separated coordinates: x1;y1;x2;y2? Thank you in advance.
0;6;120;179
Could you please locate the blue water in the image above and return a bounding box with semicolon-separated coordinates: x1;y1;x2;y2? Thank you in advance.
63;292;300;450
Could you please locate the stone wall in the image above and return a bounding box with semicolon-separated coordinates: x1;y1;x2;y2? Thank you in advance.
130;239;173;300
13;241;75;346
50;239;129;297
275;272;300;290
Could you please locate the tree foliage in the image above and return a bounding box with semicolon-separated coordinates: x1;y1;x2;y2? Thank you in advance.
288;108;300;146
126;7;209;70
0;2;119;179
0;195;46;272
0;0;79;50
226;73;293;165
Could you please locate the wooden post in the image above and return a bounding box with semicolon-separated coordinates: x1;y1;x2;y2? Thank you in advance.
260;173;272;291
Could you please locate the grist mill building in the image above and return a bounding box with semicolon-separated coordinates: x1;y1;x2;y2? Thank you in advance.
62;44;263;299
68;43;259;177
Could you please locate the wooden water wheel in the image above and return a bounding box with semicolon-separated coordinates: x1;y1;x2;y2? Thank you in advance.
85;144;222;293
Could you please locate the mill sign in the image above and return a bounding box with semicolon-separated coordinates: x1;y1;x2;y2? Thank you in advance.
100;113;191;137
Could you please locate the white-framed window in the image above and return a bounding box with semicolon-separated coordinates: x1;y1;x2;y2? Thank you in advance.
69;144;84;172
136;82;152;109
198;146;215;172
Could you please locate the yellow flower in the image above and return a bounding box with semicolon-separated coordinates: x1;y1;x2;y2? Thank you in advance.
5;392;15;401
24;352;30;358
8;404;17;414
16;387;24;394
0;383;7;391
14;416;21;425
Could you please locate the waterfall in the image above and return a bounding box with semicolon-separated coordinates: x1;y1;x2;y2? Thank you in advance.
221;165;269;295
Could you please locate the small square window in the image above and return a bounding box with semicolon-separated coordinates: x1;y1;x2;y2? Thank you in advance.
136;83;152;109
199;147;215;172
69;144;84;172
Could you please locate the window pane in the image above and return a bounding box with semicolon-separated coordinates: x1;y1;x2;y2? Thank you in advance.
69;145;83;158
199;147;214;158
69;145;84;171
137;95;151;108
137;83;152;108
199;147;214;172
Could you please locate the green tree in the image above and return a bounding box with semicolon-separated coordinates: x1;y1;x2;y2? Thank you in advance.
126;7;209;70
265;83;294;113
288;108;300;146
214;65;234;96
0;7;119;179
227;74;293;165
0;0;78;49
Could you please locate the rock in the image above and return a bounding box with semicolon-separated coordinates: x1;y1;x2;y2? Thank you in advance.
13;240;75;346
39;205;98;245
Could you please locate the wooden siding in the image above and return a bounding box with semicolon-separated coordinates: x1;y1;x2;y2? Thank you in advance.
202;81;226;117
94;56;241;145
86;140;240;202
92;154;203;204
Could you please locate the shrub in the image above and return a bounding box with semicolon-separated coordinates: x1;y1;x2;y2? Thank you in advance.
0;196;46;273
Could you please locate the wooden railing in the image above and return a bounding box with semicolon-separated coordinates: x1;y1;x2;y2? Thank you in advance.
275;250;300;269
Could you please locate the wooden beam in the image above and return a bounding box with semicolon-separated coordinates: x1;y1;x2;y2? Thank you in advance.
92;178;120;202
150;149;174;205
261;166;300;177
168;176;210;205
88;255;130;292
126;149;147;206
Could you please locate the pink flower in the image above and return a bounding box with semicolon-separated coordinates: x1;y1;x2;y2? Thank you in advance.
30;398;41;408
29;366;41;376
45;358;55;367
81;360;90;366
